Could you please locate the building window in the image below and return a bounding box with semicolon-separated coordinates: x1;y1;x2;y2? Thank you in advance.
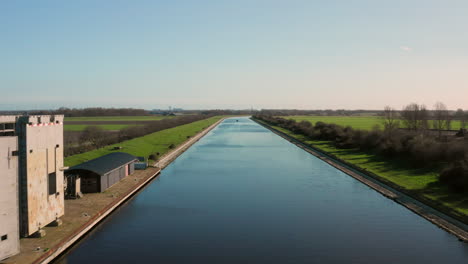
48;172;57;195
1;234;7;241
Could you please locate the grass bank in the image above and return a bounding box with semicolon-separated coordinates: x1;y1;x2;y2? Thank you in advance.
283;115;463;131
256;119;468;217
65;116;224;167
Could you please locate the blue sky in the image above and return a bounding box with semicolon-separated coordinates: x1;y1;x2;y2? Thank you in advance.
1;0;467;110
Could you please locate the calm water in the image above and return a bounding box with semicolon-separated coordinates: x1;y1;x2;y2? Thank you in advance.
56;117;468;264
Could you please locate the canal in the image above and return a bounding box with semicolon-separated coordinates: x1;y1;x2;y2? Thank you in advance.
56;117;468;263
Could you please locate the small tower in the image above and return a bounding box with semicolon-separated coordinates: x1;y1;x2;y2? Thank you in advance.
16;115;65;237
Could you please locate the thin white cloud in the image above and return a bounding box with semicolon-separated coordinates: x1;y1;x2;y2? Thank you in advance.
400;46;412;52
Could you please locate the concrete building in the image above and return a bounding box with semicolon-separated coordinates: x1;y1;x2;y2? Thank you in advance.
66;152;137;193
15;115;65;237
0;116;20;261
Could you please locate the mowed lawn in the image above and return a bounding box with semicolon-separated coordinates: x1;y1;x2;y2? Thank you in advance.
64;116;223;167
282;116;463;131
65;115;174;122
266;123;468;216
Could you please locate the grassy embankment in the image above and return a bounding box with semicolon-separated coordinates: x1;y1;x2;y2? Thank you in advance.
262;119;468;217
283;116;463;131
64;116;224;167
64;115;174;131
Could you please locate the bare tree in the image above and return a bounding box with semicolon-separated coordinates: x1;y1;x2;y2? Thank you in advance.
445;111;452;131
454;109;466;130
455;109;464;119
80;126;107;148
383;106;399;132
401;103;429;131
462;113;468;130
420;105;430;130
433;102;449;138
401;104;418;130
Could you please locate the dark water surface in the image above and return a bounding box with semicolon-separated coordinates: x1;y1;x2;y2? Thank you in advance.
56;117;468;264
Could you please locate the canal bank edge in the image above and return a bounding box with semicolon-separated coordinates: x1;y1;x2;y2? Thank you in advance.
252;117;468;243
21;117;227;264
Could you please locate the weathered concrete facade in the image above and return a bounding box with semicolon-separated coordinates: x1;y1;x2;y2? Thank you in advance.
0;135;20;261
16;115;65;237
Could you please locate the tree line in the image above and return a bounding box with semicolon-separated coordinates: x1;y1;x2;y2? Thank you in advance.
14;108;256;117
264;104;468;131
388;102;467;132
260;109;380;116
32;107;149;117
254;102;468;192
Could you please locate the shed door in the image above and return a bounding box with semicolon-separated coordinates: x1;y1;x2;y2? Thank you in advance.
125;164;129;177
82;176;99;193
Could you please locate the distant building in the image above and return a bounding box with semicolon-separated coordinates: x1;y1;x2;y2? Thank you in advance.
0;116;20;261
65;152;137;193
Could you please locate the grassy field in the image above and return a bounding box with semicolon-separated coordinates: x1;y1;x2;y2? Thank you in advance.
64;124;139;131
282;116;463;131
64;116;224;167
64;115;175;131
65;115;174;122
265;122;468;216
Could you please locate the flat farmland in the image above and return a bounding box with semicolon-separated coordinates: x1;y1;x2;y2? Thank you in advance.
65;116;174;122
65;116;223;167
64;124;140;131
64;115;174;131
282;116;462;130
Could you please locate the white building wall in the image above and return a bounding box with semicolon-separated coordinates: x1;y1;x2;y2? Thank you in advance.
0;137;20;260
